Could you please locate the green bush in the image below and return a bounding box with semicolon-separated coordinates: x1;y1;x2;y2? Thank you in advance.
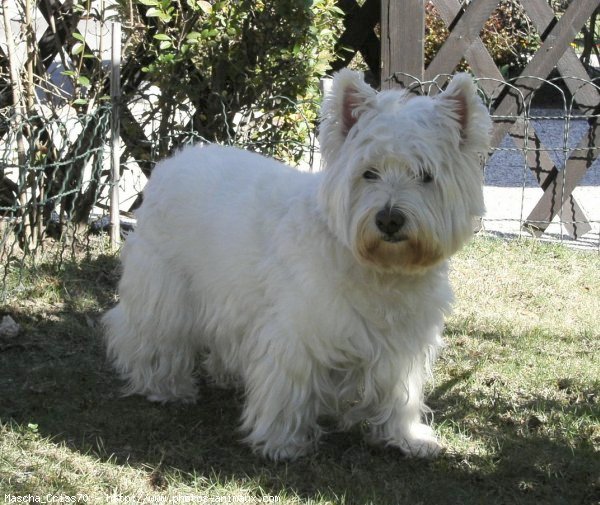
128;0;343;162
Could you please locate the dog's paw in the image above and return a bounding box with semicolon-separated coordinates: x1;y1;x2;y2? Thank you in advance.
400;435;443;459
263;441;313;462
145;384;198;404
249;433;315;462
388;424;443;459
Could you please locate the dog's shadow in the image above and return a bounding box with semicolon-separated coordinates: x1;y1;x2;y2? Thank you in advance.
1;257;597;504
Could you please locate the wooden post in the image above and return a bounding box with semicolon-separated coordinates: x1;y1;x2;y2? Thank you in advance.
2;0;32;246
109;21;121;250
380;0;424;89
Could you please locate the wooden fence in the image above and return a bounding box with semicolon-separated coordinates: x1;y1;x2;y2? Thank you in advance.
1;0;599;255
332;0;599;240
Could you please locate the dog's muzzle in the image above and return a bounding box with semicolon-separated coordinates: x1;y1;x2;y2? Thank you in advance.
375;206;407;242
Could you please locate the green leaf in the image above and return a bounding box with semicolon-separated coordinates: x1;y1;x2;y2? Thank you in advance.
186;31;202;40
159;40;172;50
77;75;90;86
201;28;218;38
72;98;88;105
153;33;171;41
146;7;161;16
72;43;84;55
72;32;85;42
138;0;158;5
198;0;212;13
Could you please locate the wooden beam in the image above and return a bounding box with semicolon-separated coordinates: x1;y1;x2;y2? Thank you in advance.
426;0;500;81
431;0;503;96
490;0;599;146
331;0;380;78
523;0;600;113
524;113;599;237
509;116;592;238
381;0;424;89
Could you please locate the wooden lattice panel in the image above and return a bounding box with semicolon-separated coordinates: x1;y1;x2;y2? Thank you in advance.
381;0;599;239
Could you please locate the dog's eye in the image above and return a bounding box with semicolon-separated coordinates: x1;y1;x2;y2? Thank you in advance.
421;173;434;184
363;169;380;181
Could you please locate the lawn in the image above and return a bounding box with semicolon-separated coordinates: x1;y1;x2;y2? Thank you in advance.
0;235;598;504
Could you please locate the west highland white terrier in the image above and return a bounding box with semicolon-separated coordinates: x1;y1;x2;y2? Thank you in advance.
103;69;491;460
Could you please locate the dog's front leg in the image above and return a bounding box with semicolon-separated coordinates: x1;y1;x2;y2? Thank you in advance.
367;355;442;458
239;328;321;461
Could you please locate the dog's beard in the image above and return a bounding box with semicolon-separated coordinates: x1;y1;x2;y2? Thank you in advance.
353;213;444;274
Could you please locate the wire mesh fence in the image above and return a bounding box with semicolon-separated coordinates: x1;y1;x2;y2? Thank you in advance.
1;74;599;300
0;95;324;300
481;74;599;246
393;72;600;247
1;106;114;298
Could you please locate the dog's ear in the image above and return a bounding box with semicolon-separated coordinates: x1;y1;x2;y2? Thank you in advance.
319;69;377;160
437;73;491;153
334;69;376;136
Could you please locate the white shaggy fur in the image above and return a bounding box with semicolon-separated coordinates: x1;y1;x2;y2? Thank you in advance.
103;70;491;461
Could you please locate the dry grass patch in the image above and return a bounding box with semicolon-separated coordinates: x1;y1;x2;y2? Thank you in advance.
1;236;598;504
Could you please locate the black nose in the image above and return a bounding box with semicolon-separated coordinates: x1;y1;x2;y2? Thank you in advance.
375;206;406;236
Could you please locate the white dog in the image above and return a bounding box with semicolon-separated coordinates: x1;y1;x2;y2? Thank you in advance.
103;70;491;461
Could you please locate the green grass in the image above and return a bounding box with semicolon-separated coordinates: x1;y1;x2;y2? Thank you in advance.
1;236;598;504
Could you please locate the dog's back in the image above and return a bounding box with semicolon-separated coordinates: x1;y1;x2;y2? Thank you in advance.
103;143;324;404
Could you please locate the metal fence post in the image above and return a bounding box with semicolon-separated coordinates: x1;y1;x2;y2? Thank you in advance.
110;21;121;250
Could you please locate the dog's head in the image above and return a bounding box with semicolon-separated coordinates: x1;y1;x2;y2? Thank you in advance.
317;70;491;274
